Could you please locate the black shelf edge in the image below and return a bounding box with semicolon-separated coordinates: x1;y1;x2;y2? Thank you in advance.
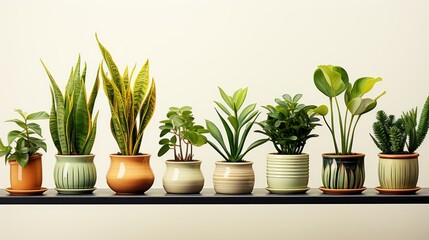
1;188;429;205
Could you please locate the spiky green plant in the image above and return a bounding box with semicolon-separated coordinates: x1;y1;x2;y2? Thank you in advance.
401;95;429;153
97;36;156;155
205;87;268;162
370;110;406;154
41;56;99;155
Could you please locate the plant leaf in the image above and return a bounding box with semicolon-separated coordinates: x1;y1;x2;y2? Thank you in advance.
27;111;49;120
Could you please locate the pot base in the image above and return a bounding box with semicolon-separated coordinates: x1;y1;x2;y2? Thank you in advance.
5;187;47;196
319;186;366;195
266;187;309;194
55;188;96;195
375;186;420;195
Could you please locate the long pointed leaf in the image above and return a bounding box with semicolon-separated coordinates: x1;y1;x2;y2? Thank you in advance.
205;119;230;158
83;112;99;155
133;60;150;117
96;35;124;94
215;109;235;155
75;80;90;154
49;88;62;153
88;70;100;116
238;138;269;161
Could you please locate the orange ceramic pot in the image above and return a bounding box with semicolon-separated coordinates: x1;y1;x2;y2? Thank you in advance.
106;154;154;194
9;154;43;190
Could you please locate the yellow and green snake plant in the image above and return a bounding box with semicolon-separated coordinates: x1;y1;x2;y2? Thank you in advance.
96;36;156;155
41;56;99;155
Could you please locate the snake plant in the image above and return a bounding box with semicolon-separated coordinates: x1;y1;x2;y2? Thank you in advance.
97;35;156;155
41;56;99;155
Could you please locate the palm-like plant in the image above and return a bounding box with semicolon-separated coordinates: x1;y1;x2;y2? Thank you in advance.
97;35;156;155
41;56;99;155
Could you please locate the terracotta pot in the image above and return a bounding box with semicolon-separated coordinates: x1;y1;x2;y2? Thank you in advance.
321;153;365;189
53;154;97;194
266;153;309;192
10;154;43;190
106;154;154;194
378;153;419;189
163;160;204;194
213;161;254;194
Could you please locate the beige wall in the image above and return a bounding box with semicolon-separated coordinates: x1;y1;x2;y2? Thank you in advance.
1;0;429;239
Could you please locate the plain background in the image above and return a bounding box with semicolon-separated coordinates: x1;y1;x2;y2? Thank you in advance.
1;0;429;239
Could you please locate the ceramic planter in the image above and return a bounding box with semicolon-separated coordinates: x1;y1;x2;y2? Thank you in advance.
9;154;43;190
266;153;309;194
53;154;97;194
378;153;419;190
321;153;365;193
106;154;154;194
163;160;204;194
213;161;254;194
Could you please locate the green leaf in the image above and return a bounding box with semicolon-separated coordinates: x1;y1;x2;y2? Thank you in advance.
227;116;239;131
83;111;99;155
215;109;235;154
15;153;29;168
350;77;382;99
27;123;42;136
133;60;150;117
238;103;256;123
311;105;329;116
314;65;348;97
158;144;170;157
160;129;170;137
238;138;269;161
75;80;90;154
88;70;100;116
5;119;26;129
232;87;248;111
96;34;124;94
159;138;170;145
7;130;21;145
214;101;232;116
205;119;230;157
218;87;234;109
27;111;49;120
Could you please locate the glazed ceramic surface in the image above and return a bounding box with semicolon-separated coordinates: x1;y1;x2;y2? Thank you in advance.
322;153;365;189
213;161;254;194
9;154;43;190
266;153;309;192
54;155;97;193
378;153;419;189
163;160;204;194
106;154;154;194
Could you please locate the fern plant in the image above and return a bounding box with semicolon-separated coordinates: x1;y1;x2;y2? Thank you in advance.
370;95;429;154
41;56;99;155
97;35;156;155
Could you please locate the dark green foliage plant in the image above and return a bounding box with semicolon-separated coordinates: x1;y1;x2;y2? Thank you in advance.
158;106;208;161
0;109;49;167
257;94;321;154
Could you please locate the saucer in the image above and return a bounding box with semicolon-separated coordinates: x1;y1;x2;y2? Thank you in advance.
319;186;366;195
375;186;420;195
5;187;48;196
55;188;96;195
266;187;310;194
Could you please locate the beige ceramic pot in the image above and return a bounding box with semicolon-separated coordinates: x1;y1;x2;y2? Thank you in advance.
213;161;254;194
163;160;204;194
10;154;43;190
266;153;309;193
378;153;419;189
106;154;154;194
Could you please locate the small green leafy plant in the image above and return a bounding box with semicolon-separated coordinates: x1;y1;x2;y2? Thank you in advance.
371;96;429;154
205;87;268;162
257;94;321;154
0;109;49;167
41;56;99;155
312;65;385;155
158;106;208;161
97;35;156;155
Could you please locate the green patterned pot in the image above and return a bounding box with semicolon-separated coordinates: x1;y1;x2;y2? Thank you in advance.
378;153;419;189
322;153;365;189
54;155;97;194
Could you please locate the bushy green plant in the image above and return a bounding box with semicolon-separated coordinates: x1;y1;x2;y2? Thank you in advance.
371;96;429;154
41;56;99;155
312;65;385;155
97;35;156;155
158;106;208;160
0;109;49;167
257;94;321;154
205;87;268;162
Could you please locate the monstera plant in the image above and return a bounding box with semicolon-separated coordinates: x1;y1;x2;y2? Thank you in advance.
313;65;385;193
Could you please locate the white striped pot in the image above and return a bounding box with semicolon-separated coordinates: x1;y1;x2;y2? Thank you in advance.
322;153;365;189
163;160;204;194
53;154;97;194
378;153;419;189
266;153;309;191
213;161;254;194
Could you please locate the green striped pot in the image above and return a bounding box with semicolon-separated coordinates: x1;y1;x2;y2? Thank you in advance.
322;153;365;189
54;155;97;194
378;153;419;189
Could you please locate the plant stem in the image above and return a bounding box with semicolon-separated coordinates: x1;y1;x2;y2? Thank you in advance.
329;98;339;154
185;140;189;161
348;115;361;153
334;96;345;153
178;129;183;160
346;115;354;153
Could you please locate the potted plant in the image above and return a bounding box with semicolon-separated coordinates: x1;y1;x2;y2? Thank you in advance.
41;56;99;194
158;106;208;194
257;94;321;194
370;95;429;194
97;35;156;194
205;87;268;194
312;65;385;194
0;109;49;195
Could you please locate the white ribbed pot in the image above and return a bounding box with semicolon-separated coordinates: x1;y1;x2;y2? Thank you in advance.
266;153;309;193
213;161;254;194
378;153;419;189
163;160;204;194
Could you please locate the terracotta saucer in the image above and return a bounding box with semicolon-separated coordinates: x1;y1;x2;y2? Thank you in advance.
266;187;310;194
319;186;366;195
5;187;48;196
375;186;420;195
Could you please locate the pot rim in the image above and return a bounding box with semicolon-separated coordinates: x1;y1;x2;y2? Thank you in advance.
109;153;151;158
56;154;95;158
378;152;419;159
267;152;309;156
166;159;202;163
322;152;365;158
215;160;253;165
8;153;42;164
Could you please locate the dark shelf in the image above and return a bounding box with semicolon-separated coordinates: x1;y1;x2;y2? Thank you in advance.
1;188;429;205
